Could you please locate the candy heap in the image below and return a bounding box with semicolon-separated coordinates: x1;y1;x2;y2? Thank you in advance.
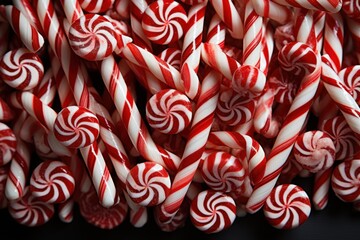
0;0;360;234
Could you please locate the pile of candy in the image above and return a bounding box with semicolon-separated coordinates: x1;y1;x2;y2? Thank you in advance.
0;0;360;234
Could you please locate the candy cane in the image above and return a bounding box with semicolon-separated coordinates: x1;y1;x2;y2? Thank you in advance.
272;0;342;13
313;167;333;210
250;0;292;24
79;0;114;13
129;0;152;50
206;14;225;47
58;198;74;223
293;9;317;50
113;0;129;19
157;70;221;223
12;0;43;33
342;0;360;19
247;42;321;213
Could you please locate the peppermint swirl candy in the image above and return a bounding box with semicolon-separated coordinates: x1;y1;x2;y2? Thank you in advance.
216;89;255;126
293;131;335;173
146;89;192;134
30;160;75;203
331;159;360;202
0;122;17;166
190;190;236;234
142;0;188;45
201;151;245;192
54;106;100;149
321;115;360;160
263;184;311;229
158;48;182;71
0;48;43;90
78;0;114;13
126;162;171;206
79;189;128;229
342;0;360;19
8;187;55;227
339;66;360;105
232;65;266;98
278;42;317;79
69;14;117;61
268;69;298;105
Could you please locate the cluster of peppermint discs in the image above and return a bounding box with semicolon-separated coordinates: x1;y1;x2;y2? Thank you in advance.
1;0;360;234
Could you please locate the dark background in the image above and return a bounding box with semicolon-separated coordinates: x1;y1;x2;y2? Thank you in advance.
1;176;360;240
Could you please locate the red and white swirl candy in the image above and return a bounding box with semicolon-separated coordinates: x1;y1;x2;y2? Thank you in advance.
0;48;43;90
68;14;117;61
232;65;266;98
141;0;188;45
190;190;236;234
216;89;256;126
79;189;128;229
126;162;171;206
0;122;16;166
263;184;311;229
8;187;55;227
201;151;245;193
336;0;360;18
54;106;100;149
293;131;336;173
29;160;75;203
146;89;192;134
332;159;360;203
338;66;360;105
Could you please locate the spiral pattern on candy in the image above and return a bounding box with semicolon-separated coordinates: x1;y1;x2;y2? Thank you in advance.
232;65;266;98
142;0;187;45
331;159;360;202
293;131;335;173
79;0;114;13
158;48;181;71
263;184;311;229
216;89;255;126
79;189;128;229
54;106;100;149
201;151;245;192
68;14;117;61
339;66;360;105
146;89;192;134
0;48;43;90
126;162;171;206
190;190;236;234
0;122;16;166
30;160;75;203
8;187;55;227
342;0;360;19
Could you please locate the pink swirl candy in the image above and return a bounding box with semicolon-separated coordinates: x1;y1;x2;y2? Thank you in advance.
190;190;236;234
30;160;75;203
293;131;335;173
146;89;192;134
69;14;117;61
216;89;255;126
79;189;128;229
54;106;100;148
332;159;360;202
142;0;187;45
263;184;311;229
8;187;55;227
201;151;245;192
0;48;43;90
0;122;16;166
126;162;171;206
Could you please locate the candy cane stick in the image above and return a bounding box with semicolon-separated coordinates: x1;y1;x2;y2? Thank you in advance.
250;0;292;25
129;0;152;50
13;0;43;33
259;21;274;75
247;42;321;213
321;55;360;134
78;0;114;13
313;167;333;210
0;5;44;52
314;11;326;52
272;0;342;13
158;70;221;223
206;14;226;48
294;9;317;51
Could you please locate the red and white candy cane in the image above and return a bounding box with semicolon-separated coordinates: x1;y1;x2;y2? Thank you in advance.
190;190;236;233
113;0;129;19
272;0;342;13
129;0;152;50
293;130;335;173
8;187;55;227
142;0;187;45
12;0;43;34
58;198;75;223
247;42;321;213
157;70;221;224
313;167;333;210
0;48;44;91
321;55;360;135
293;9;317;51
29;160;75;203
332;159;360;203
0;122;16;166
126;162;171;206
146;89;193;135
342;0;360;19
339;66;360;105
78;0;114;13
154;200;190;232
0;4;44;52
206;131;266;186
263;184;311;229
205;14;225;48
209;0;243;39
250;0;292;24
